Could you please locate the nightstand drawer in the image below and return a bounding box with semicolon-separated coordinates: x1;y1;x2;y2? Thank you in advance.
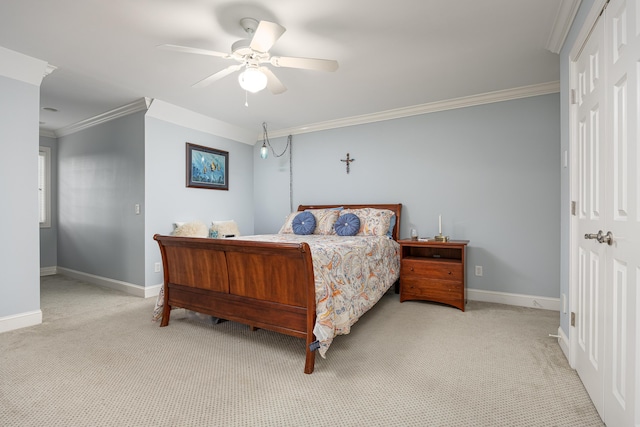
401;259;463;281
401;277;463;301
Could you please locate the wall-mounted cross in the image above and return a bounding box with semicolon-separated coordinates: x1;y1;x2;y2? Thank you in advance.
341;153;355;174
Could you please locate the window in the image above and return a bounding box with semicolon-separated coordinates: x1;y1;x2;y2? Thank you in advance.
39;146;51;228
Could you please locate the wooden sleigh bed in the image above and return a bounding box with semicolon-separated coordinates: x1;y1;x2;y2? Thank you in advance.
153;203;402;374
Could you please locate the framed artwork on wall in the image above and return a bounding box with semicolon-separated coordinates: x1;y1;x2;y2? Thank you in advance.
186;143;229;190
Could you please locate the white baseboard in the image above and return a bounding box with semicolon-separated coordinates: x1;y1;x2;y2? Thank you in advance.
145;284;162;298
40;266;57;276
57;267;160;298
467;288;560;311
0;310;42;333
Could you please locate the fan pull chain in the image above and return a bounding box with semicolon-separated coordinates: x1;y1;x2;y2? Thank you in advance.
244;91;248;107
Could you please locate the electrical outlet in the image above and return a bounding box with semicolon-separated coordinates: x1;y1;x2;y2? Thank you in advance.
135;204;141;215
154;262;161;273
475;265;483;276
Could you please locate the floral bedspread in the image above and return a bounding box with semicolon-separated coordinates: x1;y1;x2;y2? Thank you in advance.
153;234;400;358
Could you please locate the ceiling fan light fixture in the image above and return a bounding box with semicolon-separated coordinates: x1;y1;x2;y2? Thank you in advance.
238;67;267;93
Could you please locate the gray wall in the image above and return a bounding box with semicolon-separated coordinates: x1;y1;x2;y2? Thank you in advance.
47;111;255;290
0;74;41;318
57;112;146;285
39;135;57;269
254;93;561;299
143;117;254;287
559;0;597;336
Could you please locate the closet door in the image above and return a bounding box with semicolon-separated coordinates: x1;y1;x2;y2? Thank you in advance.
574;11;607;418
603;0;639;425
573;0;639;425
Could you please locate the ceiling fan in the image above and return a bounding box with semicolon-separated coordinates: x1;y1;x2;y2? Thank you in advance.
159;17;339;94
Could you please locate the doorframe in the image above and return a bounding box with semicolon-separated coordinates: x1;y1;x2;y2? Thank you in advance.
567;0;609;368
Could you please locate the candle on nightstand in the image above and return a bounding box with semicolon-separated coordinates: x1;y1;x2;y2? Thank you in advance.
438;215;442;234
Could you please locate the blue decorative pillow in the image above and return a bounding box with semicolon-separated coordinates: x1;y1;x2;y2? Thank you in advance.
292;211;316;235
387;214;396;238
334;213;360;236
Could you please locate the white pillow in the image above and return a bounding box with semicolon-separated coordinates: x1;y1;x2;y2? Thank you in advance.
211;220;240;237
172;221;208;237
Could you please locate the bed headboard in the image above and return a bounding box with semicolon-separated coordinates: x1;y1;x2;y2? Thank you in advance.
297;204;402;241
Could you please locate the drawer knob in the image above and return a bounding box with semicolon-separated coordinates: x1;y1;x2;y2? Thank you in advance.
448;271;452;275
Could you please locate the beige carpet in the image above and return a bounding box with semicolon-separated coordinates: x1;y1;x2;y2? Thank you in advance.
0;275;603;426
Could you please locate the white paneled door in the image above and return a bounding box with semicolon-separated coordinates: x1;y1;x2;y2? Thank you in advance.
574;10;607;418
572;0;639;425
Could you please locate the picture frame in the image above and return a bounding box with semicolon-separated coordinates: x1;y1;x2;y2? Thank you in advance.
186;143;229;190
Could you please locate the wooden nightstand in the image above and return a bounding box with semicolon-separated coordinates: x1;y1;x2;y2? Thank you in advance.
399;239;469;311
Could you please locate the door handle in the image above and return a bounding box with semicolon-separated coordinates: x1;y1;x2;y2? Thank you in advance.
584;230;614;245
601;231;613;245
584;231;601;240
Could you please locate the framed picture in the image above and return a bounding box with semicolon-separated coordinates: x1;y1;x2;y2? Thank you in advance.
186;143;229;190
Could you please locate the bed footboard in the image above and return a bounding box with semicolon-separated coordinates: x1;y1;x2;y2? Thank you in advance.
154;234;318;374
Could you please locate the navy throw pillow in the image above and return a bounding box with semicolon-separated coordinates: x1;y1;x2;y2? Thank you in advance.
292;211;316;235
334;213;360;236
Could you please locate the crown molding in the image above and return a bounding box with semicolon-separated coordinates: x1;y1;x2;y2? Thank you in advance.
39;129;57;139
53;97;152;138
546;0;582;54
42;81;560;142
0;45;48;86
44;64;57;77
265;81;560;139
145;99;257;145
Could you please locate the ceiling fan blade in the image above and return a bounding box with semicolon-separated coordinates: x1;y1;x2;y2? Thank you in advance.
270;56;338;72
250;21;286;53
259;67;287;94
192;64;242;88
158;44;230;59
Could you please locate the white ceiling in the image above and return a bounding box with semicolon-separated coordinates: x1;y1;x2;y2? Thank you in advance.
0;0;577;138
